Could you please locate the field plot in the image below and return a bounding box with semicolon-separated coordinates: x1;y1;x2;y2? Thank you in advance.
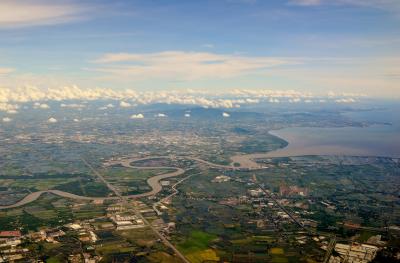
93;227;183;262
0;193;110;231
177;230;219;263
0;178;77;191
54;177;113;197
101;166;174;195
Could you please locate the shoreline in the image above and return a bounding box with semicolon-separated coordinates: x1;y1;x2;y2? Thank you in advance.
260;127;400;159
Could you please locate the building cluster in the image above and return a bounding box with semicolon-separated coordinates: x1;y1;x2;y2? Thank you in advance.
212;175;230;183
65;223;98;243
0;231;26;262
279;185;308;197
328;243;379;263
111;213;145;231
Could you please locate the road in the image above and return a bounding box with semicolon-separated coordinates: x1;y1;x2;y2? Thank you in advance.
82;158;190;263
160;172;198;204
255;179;315;234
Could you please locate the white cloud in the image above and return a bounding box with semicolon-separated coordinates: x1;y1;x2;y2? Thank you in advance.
327;91;336;97
269;98;280;103
98;103;115;110
335;98;356;103
184;113;191;117
61;103;86;109
0;103;19;112
289;98;301;103
33;102;50;109
0;1;91;28
40;103;50;109
48;117;57;123
130;113;144;119
119;101;131;108
73;118;80;122
156;113;167;117
245;98;260;103
2;117;12;122
93;51;296;81
222;112;230;117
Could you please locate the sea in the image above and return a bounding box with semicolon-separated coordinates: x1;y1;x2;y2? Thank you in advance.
267;103;400;158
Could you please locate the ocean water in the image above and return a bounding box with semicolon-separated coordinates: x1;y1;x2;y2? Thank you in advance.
267;105;400;158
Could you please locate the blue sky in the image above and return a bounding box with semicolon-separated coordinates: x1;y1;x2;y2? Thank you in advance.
0;0;399;98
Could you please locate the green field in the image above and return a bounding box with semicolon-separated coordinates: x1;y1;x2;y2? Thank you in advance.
178;230;217;254
102;167;173;195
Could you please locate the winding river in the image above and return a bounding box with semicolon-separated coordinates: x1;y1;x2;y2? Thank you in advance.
0;153;266;210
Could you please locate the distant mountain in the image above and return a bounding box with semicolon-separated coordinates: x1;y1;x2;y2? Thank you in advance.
152;106;266;121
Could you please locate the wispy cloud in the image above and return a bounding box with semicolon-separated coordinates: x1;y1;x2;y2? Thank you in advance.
339;0;400;11
202;43;215;48
0;0;91;28
288;0;321;6
0;67;15;74
92;51;298;81
289;0;400;12
227;0;257;4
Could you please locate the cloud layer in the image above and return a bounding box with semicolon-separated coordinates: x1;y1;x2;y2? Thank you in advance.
0;85;361;113
93;51;296;81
